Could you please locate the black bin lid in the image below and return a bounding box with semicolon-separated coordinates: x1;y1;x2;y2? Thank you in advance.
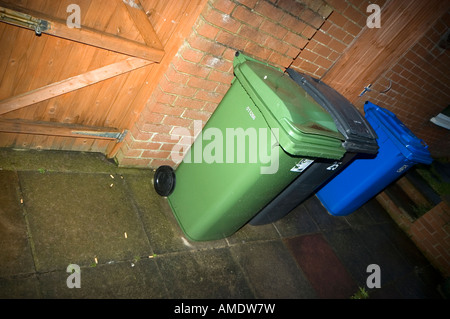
286;68;379;155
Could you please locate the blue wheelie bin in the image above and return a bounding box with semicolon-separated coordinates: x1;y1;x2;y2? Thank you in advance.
316;101;433;216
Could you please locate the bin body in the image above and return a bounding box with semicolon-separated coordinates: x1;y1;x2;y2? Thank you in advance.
316;101;433;216
249;70;378;225
167;53;345;241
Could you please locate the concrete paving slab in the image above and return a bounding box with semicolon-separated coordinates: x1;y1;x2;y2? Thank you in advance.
303;196;350;231
230;240;316;299
284;234;358;299
322;227;376;285
0;171;35;277
272;202;320;237
156;248;254;299
123;174;228;254
0;274;41;298
19;171;153;272
38;259;168;298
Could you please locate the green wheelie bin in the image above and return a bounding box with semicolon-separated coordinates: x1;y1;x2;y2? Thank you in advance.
154;52;346;241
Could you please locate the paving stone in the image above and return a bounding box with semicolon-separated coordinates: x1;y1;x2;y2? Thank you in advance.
284;234;358;299
230;240;316;298
156;248;254;299
0;171;35;277
19;171;152;272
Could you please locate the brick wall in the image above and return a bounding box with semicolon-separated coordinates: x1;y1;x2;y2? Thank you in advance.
115;0;448;168
377;192;450;278
357;11;450;159
116;0;383;168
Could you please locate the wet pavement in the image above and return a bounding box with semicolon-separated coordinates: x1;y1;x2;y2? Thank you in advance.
0;148;446;301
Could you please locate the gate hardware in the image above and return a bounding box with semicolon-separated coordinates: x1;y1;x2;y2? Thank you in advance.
0;6;49;35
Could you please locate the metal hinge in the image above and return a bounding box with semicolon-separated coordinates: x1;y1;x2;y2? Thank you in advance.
0;6;49;35
72;129;128;142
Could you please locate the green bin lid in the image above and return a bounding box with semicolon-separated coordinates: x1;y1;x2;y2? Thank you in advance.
233;53;345;159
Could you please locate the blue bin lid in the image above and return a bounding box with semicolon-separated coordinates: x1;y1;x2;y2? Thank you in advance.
364;101;433;165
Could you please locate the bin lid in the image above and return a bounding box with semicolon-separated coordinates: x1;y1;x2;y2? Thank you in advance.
364;101;433;164
233;53;345;160
286;69;379;155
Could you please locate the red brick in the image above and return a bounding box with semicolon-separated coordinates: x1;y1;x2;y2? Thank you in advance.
200;55;233;72
239;0;258;9
268;51;293;68
315;56;333;69
187;34;226;56
139;108;164;124
264;36;290;55
211;0;236;15
141;150;171;159
180;46;205;64
203;7;240;33
299;49;319;63
328;39;347;54
182;109;212;122
172;57;211;78
344;20;363;37
239;24;269;43
165;64;190;84
195;90;223;103
163;115;192;128
160;142;179;152
318;3;333;19
232;5;263;28
312;30;333;46
327;25;348;42
302;25;317;39
127;139;161;151
328;11;348;28
277;0;304;17
159;76;198;97
152;133;180;144
283;32;308;49
208;69;234;84
313;66;327;77
154;89;177;105
216;31;248;51
260;20;288;40
343;4;366;27
139;123;173;134
254;1;284;22
149;158;178;169
203;102;219;113
244;42;273;61
215;83;231;95
297;59;319;74
196;20;221;40
119;157;151;167
187;77;219;91
326;0;349;13
152;103;184;116
280;15;306;33
174;97;206;110
300;9;324;29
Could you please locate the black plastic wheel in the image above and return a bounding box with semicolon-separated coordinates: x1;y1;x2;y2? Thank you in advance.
154;165;176;196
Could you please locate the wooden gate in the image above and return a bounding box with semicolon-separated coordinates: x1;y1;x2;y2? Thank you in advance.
0;0;205;157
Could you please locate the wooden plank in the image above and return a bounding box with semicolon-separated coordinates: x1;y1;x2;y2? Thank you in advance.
0;2;165;62
0;57;154;115
106;0;208;158
0;117;125;140
322;0;450;103
120;0;163;49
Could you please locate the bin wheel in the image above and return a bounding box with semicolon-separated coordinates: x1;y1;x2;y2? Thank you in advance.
154;165;176;196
